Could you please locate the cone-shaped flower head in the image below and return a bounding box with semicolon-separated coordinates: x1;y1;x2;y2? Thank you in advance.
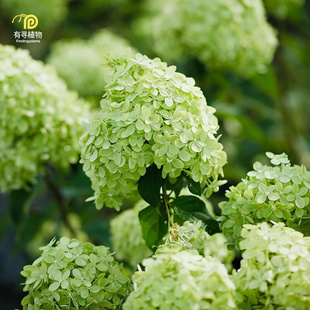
80;53;226;209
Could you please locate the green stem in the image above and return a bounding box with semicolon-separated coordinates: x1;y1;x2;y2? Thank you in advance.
162;178;172;227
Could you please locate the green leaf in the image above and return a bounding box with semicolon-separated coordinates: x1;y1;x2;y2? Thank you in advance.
139;204;168;249
138;164;162;207
204;219;221;235
184;174;201;196
165;175;184;197
171;195;212;225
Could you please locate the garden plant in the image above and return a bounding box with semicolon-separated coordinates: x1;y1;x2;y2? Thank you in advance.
0;0;309;309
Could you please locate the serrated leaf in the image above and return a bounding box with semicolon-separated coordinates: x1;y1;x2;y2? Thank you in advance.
139;204;167;249
138;164;162;207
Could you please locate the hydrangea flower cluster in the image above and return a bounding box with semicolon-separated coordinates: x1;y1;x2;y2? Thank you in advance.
137;0;277;75
233;222;310;309
21;237;131;310
0;45;89;192
219;152;310;247
165;221;208;255
163;221;235;269
123;250;236;310
47;29;136;98
264;0;304;19
110;201;153;267
80;53;226;209
0;0;68;32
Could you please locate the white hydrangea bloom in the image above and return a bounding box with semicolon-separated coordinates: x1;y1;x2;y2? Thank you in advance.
234;222;310;309
137;0;278;75
124;250;236;310
0;45;89;192
219;152;310;248
80;53;226;209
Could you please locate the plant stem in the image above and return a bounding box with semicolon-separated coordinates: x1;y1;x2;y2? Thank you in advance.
162;178;172;227
45;168;77;237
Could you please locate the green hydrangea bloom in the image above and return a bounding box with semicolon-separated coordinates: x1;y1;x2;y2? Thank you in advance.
0;45;89;192
137;0;277;75
234;222;310;309
0;0;68;32
110;201;153;267
219;152;310;248
47;29;136;97
264;0;304;19
20;237;131;310
163;221;235;270
204;233;235;272
123;250;236;310
80;53;226;209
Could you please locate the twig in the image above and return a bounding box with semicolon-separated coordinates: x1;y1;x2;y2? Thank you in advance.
45;168;77;237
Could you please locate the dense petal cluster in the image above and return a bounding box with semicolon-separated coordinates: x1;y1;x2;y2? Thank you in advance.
219;152;310;247
234;222;310;309
0;0;68;32
137;0;277;75
110;201;152;267
0;45;89;192
264;0;304;19
164;221;235;269
21;237;131;310
47;29;136;97
123;250;236;310
80;53;226;209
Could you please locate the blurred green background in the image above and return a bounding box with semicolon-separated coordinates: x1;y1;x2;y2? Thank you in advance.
0;0;310;308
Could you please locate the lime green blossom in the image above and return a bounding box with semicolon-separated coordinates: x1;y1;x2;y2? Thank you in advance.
219;152;310;248
264;0;304;19
110;201;153;267
47;29;136;97
138;0;277;75
0;45;89;192
123;250;236;310
80;53;226;209
21;237;131;310
163;221;235;270
234;222;310;309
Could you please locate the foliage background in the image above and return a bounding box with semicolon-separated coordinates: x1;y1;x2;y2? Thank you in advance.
0;0;310;308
